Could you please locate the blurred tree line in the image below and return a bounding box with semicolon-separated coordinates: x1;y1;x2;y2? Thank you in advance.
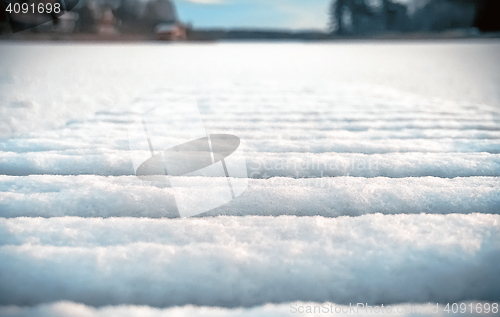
0;0;180;34
330;0;500;35
1;0;498;37
74;0;178;33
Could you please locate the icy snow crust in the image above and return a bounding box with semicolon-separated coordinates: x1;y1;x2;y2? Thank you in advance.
1;301;498;317
0;214;499;307
0;175;499;218
1;42;500;313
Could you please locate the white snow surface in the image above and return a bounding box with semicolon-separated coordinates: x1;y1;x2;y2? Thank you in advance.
0;214;499;307
1;42;500;313
0;301;498;317
0;175;499;217
2;151;500;178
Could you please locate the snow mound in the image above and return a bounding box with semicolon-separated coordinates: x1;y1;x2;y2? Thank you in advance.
2;151;500;179
0;214;498;307
0;301;498;317
0;175;498;218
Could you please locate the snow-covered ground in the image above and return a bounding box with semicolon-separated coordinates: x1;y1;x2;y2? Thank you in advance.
0;41;499;316
1;214;499;307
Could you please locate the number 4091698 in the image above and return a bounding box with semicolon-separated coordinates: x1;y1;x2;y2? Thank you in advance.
444;303;498;314
5;2;61;14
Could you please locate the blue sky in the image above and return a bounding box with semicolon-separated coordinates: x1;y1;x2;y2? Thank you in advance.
173;0;333;31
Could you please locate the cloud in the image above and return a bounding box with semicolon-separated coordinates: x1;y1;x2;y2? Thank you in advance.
179;0;224;4
276;0;331;30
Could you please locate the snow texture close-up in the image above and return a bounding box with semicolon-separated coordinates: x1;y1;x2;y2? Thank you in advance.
0;41;499;316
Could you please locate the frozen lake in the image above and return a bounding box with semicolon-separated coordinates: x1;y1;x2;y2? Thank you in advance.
0;41;499;316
